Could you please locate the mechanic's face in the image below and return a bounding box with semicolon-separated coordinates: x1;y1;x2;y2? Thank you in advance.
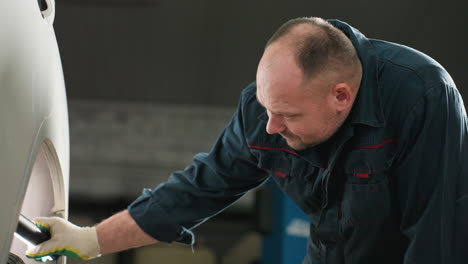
256;43;349;151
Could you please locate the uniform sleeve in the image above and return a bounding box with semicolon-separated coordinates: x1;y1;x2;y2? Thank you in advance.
393;83;468;264
127;86;268;245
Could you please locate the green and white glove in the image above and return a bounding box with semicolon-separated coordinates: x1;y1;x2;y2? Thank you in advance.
25;217;101;262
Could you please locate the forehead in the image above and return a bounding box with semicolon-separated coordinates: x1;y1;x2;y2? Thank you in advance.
256;46;306;106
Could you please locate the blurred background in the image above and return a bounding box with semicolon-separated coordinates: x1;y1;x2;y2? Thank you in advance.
53;0;467;263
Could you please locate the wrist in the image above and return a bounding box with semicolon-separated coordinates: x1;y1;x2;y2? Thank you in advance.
86;226;101;258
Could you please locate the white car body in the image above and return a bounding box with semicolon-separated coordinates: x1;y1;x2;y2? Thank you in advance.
0;0;69;263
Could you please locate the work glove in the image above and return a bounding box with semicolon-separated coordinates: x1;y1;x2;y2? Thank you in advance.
25;217;101;262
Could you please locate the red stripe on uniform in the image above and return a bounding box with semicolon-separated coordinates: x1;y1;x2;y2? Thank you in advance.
275;172;288;178
356;173;369;178
355;139;399;149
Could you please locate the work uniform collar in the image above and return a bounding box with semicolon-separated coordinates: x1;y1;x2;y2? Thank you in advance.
328;20;386;128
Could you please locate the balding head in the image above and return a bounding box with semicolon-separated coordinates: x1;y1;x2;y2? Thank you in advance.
266;17;361;84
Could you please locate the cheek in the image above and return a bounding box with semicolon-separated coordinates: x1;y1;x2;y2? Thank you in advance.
291;115;329;138
286;121;313;137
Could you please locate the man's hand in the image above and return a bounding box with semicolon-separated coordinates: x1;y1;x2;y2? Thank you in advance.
25;217;100;261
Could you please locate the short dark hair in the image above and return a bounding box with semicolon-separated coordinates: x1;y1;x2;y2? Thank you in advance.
266;17;359;79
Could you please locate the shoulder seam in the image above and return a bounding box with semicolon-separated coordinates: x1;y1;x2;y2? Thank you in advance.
380;58;428;85
403;83;444;121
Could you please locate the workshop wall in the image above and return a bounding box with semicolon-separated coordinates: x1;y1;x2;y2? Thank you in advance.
55;0;467;106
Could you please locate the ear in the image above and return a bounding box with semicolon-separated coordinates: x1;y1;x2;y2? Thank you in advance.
331;83;353;112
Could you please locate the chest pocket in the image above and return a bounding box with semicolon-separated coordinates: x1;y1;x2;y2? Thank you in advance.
255;150;323;214
339;140;398;231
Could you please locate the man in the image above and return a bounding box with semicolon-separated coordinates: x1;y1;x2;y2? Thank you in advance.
26;17;467;263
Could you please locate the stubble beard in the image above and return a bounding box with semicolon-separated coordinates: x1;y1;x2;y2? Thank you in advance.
281;132;320;151
282;116;346;151
284;135;322;151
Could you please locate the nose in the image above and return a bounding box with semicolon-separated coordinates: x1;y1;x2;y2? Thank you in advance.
266;112;285;134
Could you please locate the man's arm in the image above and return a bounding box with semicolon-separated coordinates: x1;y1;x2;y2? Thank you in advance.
26;83;266;261
96;210;157;255
125;83;267;244
25;210;157;261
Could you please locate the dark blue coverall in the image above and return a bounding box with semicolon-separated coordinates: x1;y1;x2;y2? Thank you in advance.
128;20;468;263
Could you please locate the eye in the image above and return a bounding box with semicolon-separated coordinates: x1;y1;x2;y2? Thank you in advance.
283;115;296;120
